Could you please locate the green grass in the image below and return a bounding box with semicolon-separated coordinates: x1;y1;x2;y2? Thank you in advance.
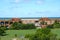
0;29;60;40
51;28;60;38
1;29;36;40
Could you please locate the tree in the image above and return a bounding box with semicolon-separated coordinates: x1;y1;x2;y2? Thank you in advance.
20;24;36;29
54;20;59;24
10;22;21;30
47;25;54;29
0;27;6;36
27;28;57;40
40;21;47;25
26;24;36;29
10;22;36;30
53;24;60;28
53;20;60;28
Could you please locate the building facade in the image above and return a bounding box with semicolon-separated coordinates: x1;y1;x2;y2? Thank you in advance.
0;17;60;27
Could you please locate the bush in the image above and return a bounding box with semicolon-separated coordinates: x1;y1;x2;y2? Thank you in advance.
47;25;54;29
25;34;34;38
47;22;60;29
0;27;6;36
53;24;60;28
40;21;47;25
27;24;36;29
10;22;21;30
10;22;36;30
20;24;36;29
53;20;60;28
26;28;57;40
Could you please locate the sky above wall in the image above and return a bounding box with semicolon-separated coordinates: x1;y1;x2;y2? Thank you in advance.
0;0;60;17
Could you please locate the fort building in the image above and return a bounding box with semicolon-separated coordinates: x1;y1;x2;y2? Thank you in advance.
0;17;60;28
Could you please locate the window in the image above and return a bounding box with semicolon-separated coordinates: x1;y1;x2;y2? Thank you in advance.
35;21;39;23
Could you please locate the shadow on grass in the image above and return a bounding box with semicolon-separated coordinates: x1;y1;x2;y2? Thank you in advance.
1;33;8;36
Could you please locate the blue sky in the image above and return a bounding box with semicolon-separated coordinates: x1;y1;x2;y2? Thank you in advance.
0;0;60;17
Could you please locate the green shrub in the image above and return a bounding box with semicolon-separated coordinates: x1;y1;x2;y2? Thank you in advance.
20;24;36;29
53;24;60;28
25;34;35;38
0;27;6;36
10;22;21;30
10;22;36;30
26;28;57;40
47;25;54;29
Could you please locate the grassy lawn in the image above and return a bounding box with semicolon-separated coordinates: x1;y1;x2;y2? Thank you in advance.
51;28;60;38
0;29;60;40
1;29;36;40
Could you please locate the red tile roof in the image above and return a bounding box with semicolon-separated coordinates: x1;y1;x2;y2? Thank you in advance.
11;18;21;21
39;17;51;21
